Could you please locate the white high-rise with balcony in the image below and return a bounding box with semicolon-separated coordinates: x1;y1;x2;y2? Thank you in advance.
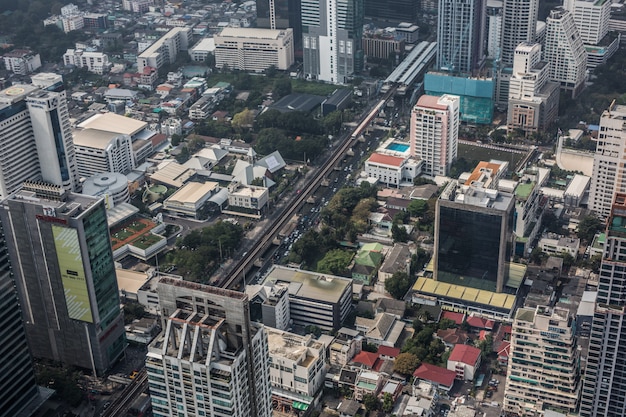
409;94;460;178
543;7;587;98
588;102;626;219
563;0;610;45
504;305;580;415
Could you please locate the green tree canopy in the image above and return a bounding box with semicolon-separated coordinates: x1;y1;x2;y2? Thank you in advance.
393;352;421;375
577;215;604;243
316;249;354;276
385;271;411;299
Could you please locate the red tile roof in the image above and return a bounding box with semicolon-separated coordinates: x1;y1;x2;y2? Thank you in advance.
449;344;481;365
466;316;495;330
413;363;456;388
352;351;380;369
368;153;405;167
442;311;465;325
497;341;511;358
377;346;401;358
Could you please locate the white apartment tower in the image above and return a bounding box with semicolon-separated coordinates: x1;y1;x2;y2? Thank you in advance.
301;0;364;84
214;28;295;72
146;278;272;417
543;7;587;98
500;0;539;67
410;94;460;178
0;83;79;199
589;102;626;218
580;193;626;417
503;305;581;415
563;0;611;45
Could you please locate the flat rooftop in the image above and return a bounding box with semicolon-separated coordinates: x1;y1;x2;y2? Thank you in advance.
413;277;516;310
77;112;147;137
73;128;124;149
166;181;218;204
263;265;352;304
218;27;290;40
0;84;39;105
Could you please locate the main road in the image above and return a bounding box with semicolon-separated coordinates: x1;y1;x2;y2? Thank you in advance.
220;86;397;290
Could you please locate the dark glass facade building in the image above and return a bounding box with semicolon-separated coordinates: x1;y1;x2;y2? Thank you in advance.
434;185;514;293
0;224;40;417
256;0;302;53
363;0;419;23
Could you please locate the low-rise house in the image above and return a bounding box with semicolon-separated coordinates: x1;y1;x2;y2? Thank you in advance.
354;371;383;401
355;312;405;347
447;344;481;381
413;363;456;392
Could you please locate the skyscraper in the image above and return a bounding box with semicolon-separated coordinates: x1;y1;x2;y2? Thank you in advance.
0;222;42;417
485;0;503;59
543;7;587;98
0;81;79;199
434;174;514;293
500;0;539;67
589;102;626;219
436;0;486;74
504;306;581;415
146;277;272;417
0;183;125;375
302;0;364;84
580;193;626;417
256;0;302;54
495;0;539;108
563;0;611;45
409;94;460;178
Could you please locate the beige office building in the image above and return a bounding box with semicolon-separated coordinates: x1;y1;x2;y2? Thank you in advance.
214;28;294;72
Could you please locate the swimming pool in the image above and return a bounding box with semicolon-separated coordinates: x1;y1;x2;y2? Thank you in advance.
386;142;410;152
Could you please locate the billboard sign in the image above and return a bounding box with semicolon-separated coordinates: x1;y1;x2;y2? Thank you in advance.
52;225;93;323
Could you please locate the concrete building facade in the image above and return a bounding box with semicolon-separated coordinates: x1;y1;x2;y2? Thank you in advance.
302;0;364;84
214;28;294;72
543;7;587;98
436;0;486;74
2;49;42;75
0;185;126;375
581;193;626;417
410;94;460;178
588;102;626;218
0;83;80;199
504;306;581;416
146;278;272;417
63;49;111;74
137;27;193;73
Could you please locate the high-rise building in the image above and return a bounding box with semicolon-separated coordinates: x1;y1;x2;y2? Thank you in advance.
409;94;460;178
434;176;515;293
0;223;43;417
485;0;503;59
363;0;418;23
256;0;302;54
500;0;539;67
302;0;364;84
589;102;626;219
495;0;539;108
147;277;272;417
507;42;560;133
0;184;125;375
580;193;626;417
504;305;581;415
563;0;610;45
0;82;79;199
436;0;486;74
543;7;587;98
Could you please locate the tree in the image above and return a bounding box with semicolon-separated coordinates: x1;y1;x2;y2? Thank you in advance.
385;271;411;299
392;222;410;243
323;110;343;135
407;199;428;217
231;108;255;133
476;334;494;358
438;317;457;330
382;392;394;413
577;215;604;243
273;77;292;99
171;134;183;146
316;249;354;276
124;302;146;325
393;352;420;375
362;393;380;411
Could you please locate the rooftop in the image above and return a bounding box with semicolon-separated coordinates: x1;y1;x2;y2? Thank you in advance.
413;363;456;387
73;128;126;149
166;181;218;204
448;344;481;365
368;152;405;167
413;277;516;310
218;27;291;40
77;112;147;137
263;265;352;304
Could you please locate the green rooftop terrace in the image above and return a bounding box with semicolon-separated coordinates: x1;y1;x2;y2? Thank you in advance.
515;181;535;200
609;215;626;235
